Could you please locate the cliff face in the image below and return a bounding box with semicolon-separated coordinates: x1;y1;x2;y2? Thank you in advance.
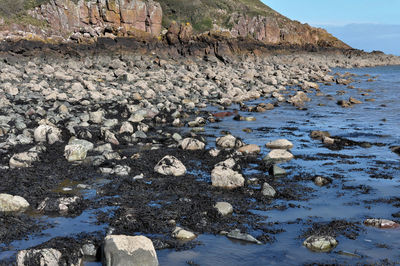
0;0;162;40
0;0;350;50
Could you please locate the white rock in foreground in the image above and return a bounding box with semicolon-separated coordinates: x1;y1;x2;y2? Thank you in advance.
9;150;39;168
216;134;242;149
263;149;294;163
303;235;338;252
0;193;30;212
154;156;186;176
34;124;61;144
17;248;62;266
211;166;244;189
265;139;293;150
103;235;158;266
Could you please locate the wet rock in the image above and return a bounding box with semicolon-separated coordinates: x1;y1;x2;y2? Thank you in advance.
261;182;276;197
265;139;293;150
172;227;197;240
227;229;262;244
216;134;243;149
34;124;61;144
114;165;131;176
323;136;335;145
310;131;330;140
364;218;400;229
337;99;351;108
188;117;206;127
238;144;261;155
288;91;311;107
154;156;187;176
349;97;362;104
0;193;30;212
37;196;81;214
390;146;400;156
215;158;237;169
214;202;233;216
263;149;294;163
211;166;244;189
103;235;158;266
17;248;62;266
180;138;205;151
9;150;39;168
303;235;338;252
314;176;331;186
81;243;97;258
209;149;220;157
270;165;286;177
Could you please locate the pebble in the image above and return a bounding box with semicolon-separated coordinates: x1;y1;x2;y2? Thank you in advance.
214;202;233;216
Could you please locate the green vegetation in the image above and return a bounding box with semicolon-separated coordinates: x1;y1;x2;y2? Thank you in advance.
0;0;49;28
158;0;284;33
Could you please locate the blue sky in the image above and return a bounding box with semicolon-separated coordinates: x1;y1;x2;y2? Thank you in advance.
262;0;400;55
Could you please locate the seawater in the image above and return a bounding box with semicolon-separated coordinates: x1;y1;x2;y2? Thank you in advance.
158;65;400;265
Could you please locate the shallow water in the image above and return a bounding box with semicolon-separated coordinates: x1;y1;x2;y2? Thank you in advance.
2;65;400;264
159;65;400;265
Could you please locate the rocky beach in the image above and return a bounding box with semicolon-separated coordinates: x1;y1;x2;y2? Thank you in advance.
1;0;400;265
0;42;399;265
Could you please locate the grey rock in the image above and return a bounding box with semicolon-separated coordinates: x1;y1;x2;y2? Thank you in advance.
180;138;205;151
227;229;262;244
17;248;62;266
303;235;338;252
261;182;276;197
154;156;186;176
211;166;244;189
0;193;30;212
214;202;233;216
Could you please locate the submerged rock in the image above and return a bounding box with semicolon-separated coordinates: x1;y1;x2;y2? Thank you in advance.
227;229;262;244
0;193;30;212
310;131;330;140
103;235;158;266
270;165;286;177
211;166;244;189
303;235;338;252
314;176;331;186
154;156;187;176
17;248;62;266
364;218;400;229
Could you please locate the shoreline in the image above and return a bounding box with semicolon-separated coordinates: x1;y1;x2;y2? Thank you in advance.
0;44;400;265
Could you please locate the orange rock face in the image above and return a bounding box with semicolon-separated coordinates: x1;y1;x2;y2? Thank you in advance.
28;0;162;39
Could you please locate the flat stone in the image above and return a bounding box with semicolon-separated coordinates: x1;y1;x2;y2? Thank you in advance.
0;193;30;212
214;202;233;216
103;235;158;266
271;165;286;176
227;229;262;244
265;139;293;150
238;144;260;155
303;235;338;252
263;149;294;163
9;151;39;168
364;218;400;229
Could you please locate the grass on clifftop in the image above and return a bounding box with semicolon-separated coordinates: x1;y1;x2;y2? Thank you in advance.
0;0;49;28
158;0;283;32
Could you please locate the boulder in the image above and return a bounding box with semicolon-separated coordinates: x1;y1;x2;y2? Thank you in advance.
310;131;330;140
172;227;196;240
154;156;186;176
263;149;294;163
17;248;62;266
9;151;39;168
214;202;233;216
0;194;30;212
34;124;61;144
303;235;338;252
37;196;81;214
216;135;243;149
103;235;158;266
211;166;244;189
180;138;205;151
265;139;293;150
270;165;286;177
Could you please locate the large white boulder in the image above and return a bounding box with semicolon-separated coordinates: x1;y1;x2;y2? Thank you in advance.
154;156;186;176
211;166;244;189
0;193;30;212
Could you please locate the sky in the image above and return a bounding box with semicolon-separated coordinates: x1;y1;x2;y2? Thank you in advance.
262;0;400;55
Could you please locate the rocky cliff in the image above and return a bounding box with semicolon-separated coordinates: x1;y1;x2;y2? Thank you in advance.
0;0;350;50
